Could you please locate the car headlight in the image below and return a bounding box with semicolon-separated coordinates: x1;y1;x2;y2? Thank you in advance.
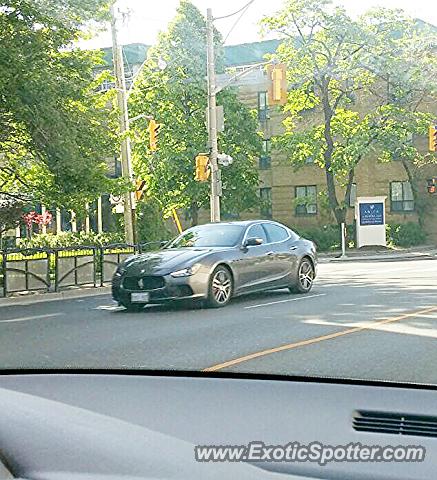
170;264;201;278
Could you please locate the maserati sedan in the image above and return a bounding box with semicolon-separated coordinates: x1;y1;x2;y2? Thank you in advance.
112;220;317;310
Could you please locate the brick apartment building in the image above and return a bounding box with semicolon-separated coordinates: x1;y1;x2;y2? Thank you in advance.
222;41;437;243
208;40;436;242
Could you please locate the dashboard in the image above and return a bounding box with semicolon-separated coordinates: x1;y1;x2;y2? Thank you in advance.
0;372;435;479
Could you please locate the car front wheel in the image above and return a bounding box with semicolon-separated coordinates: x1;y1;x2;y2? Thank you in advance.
206;266;233;308
289;258;315;294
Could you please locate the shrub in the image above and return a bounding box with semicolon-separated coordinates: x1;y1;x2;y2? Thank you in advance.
16;231;125;249
387;222;426;248
296;224;342;252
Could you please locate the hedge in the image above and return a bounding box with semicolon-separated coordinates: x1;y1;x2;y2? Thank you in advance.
297;222;426;251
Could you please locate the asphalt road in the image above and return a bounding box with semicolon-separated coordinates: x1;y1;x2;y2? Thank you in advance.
0;258;436;384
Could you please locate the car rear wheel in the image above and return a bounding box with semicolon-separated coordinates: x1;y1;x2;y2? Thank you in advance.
120;301;146;312
206;266;233;308
289;258;314;294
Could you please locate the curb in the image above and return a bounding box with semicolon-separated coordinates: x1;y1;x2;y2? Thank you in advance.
0;286;112;308
321;253;436;263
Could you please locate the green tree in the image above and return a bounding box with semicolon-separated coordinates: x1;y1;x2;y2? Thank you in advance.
0;196;25;237
129;0;262;226
361;10;437;227
0;0;118;212
262;0;437;225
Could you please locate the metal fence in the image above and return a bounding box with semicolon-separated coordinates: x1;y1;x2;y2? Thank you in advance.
0;241;165;298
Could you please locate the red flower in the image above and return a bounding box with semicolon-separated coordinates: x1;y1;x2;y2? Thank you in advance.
22;210;53;228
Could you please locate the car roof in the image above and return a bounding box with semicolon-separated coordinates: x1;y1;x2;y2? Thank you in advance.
200;220;282;228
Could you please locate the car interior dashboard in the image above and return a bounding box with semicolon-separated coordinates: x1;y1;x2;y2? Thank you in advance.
0;371;435;480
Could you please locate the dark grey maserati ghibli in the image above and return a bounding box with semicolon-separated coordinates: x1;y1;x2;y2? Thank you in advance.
112;220;317;311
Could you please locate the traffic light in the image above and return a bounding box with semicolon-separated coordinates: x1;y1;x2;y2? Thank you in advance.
135;179;146;201
427;178;437;194
429;125;437;152
148;119;161;151
267;63;287;106
194;154;210;182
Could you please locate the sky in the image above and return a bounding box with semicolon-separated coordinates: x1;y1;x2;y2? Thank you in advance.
78;0;436;50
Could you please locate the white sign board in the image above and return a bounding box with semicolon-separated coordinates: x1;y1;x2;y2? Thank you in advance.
355;196;387;248
110;193;137;214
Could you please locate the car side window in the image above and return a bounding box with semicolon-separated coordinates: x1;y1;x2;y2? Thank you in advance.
246;224;268;244
263;223;290;243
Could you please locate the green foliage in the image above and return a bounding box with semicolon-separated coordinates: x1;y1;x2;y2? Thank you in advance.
297;221;426;251
387;222;427;248
296;224;342;251
136;197;172;243
0;0;117;210
17;231;124;249
262;0;437;225
0;197;25;235
129;1;261;224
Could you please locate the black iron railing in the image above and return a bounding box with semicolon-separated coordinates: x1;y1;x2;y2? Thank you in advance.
0;241;167;297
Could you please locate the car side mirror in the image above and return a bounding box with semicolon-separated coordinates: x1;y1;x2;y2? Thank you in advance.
243;237;264;248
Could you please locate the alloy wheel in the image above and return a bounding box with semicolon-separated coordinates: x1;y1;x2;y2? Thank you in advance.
299;260;314;291
212;269;232;304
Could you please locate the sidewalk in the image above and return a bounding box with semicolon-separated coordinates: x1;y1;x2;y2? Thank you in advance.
0;286;111;307
318;245;437;263
0;246;435;305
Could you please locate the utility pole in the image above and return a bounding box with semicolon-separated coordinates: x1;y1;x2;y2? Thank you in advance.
206;8;221;223
110;2;135;243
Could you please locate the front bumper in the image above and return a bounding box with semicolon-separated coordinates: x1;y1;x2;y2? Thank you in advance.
112;271;209;305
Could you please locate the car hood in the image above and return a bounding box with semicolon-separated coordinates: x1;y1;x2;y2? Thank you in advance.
122;248;228;275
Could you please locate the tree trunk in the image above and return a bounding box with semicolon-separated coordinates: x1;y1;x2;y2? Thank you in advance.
324;167;344;224
321;85;343;225
189;203;199;227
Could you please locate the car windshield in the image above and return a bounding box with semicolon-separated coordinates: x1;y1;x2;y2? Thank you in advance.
1;0;437;389
167;224;244;248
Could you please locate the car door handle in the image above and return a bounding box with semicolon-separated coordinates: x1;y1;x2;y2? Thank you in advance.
266;251;275;256
289;246;298;251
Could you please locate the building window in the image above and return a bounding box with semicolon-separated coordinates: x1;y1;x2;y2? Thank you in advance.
390;181;414;212
259;139;271;169
96;78;115;93
260;187;272;218
295;185;317;215
258;91;268;121
60;208;72;232
349;183;357;208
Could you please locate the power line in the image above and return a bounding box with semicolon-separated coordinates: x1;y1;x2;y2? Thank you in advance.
223;2;253;44
214;0;256;21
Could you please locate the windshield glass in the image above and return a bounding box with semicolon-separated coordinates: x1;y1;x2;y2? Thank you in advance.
1;0;437;390
167;224;244;248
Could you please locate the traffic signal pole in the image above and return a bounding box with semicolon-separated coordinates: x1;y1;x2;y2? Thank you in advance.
110;2;135;244
206;8;221;223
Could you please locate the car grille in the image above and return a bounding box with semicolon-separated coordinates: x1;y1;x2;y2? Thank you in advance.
123;275;165;291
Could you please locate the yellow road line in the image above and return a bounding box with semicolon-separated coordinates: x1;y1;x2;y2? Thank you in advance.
203;305;437;372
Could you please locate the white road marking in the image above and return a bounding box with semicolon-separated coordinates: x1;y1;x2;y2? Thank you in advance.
303;311;437;339
94;304;124;311
0;313;65;323
244;293;326;309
